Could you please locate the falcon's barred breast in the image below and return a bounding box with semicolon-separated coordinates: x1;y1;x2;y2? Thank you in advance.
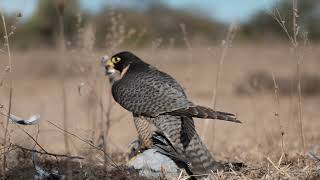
102;51;241;175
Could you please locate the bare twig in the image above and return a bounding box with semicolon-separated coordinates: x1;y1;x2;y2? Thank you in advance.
45;120;119;168
18;126;47;153
271;72;286;155
98;97;108;171
15;144;84;160
105;11;136;54
101;87;113;171
272;0;306;151
1;13;13;179
0;49;6;54
0;129;48;157
292;0;305;151
180;23;192;50
266;157;291;178
180;23;193;90
1;16;12;70
271;9;294;45
56;4;72;175
203;23;238;149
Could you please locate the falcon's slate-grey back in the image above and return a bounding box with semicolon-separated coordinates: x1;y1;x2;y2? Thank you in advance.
102;51;241;175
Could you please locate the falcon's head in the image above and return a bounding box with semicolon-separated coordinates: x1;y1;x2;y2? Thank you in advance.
101;51;144;82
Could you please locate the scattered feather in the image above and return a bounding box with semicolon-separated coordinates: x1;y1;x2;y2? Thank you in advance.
9;114;40;125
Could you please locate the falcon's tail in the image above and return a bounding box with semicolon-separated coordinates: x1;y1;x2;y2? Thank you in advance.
170;106;241;123
152;115;224;175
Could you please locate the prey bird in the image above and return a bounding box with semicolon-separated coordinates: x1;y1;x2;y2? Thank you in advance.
101;51;241;174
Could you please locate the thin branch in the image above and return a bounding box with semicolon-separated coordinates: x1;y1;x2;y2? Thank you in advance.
292;0;298;46
291;0;305;151
2;88;12;179
271;72;286;155
16;126;47;153
1;13;13;180
271;0;306;152
1;15;12;70
45;120;119;168
0;49;6;54
14;144;84;160
271;9;294;44
203;23;238;149
0;131;44;156
266;157;291;178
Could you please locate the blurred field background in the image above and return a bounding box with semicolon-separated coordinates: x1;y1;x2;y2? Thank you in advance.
0;0;320;179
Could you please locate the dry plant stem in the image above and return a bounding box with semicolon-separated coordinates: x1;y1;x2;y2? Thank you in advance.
180;24;193;89
2;88;11;179
292;0;305;151
0;131;40;154
0;143;83;160
271;72;286;155
296;59;304;150
99;97;107;171
1;16;12;70
45;120;120;168
104;96;112;146
0;124;47;157
99;85;113;172
58;13;70;155
103;89;113;151
272;0;305;151
62;84;70;153
0;49;6;54
266;157;291;178
14;145;84;160
17;125;47;153
1;13;13;180
203;24;237;149
57;11;71;178
292;0;298;44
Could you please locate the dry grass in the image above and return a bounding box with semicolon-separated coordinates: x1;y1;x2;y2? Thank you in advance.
0;42;319;179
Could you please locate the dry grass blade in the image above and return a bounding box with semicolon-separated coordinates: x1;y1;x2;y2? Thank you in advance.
266;157;291;178
271;0;306;152
45;120;120;169
1;13;13;180
292;0;306;152
15;144;84;160
271;72;286;155
0;49;6;54
203;23;238;148
177;170;183;179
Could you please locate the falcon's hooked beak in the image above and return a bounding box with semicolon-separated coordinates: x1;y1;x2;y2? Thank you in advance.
101;55;119;84
101;55;116;76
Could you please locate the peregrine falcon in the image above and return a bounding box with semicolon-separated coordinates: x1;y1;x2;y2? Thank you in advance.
101;51;241;174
